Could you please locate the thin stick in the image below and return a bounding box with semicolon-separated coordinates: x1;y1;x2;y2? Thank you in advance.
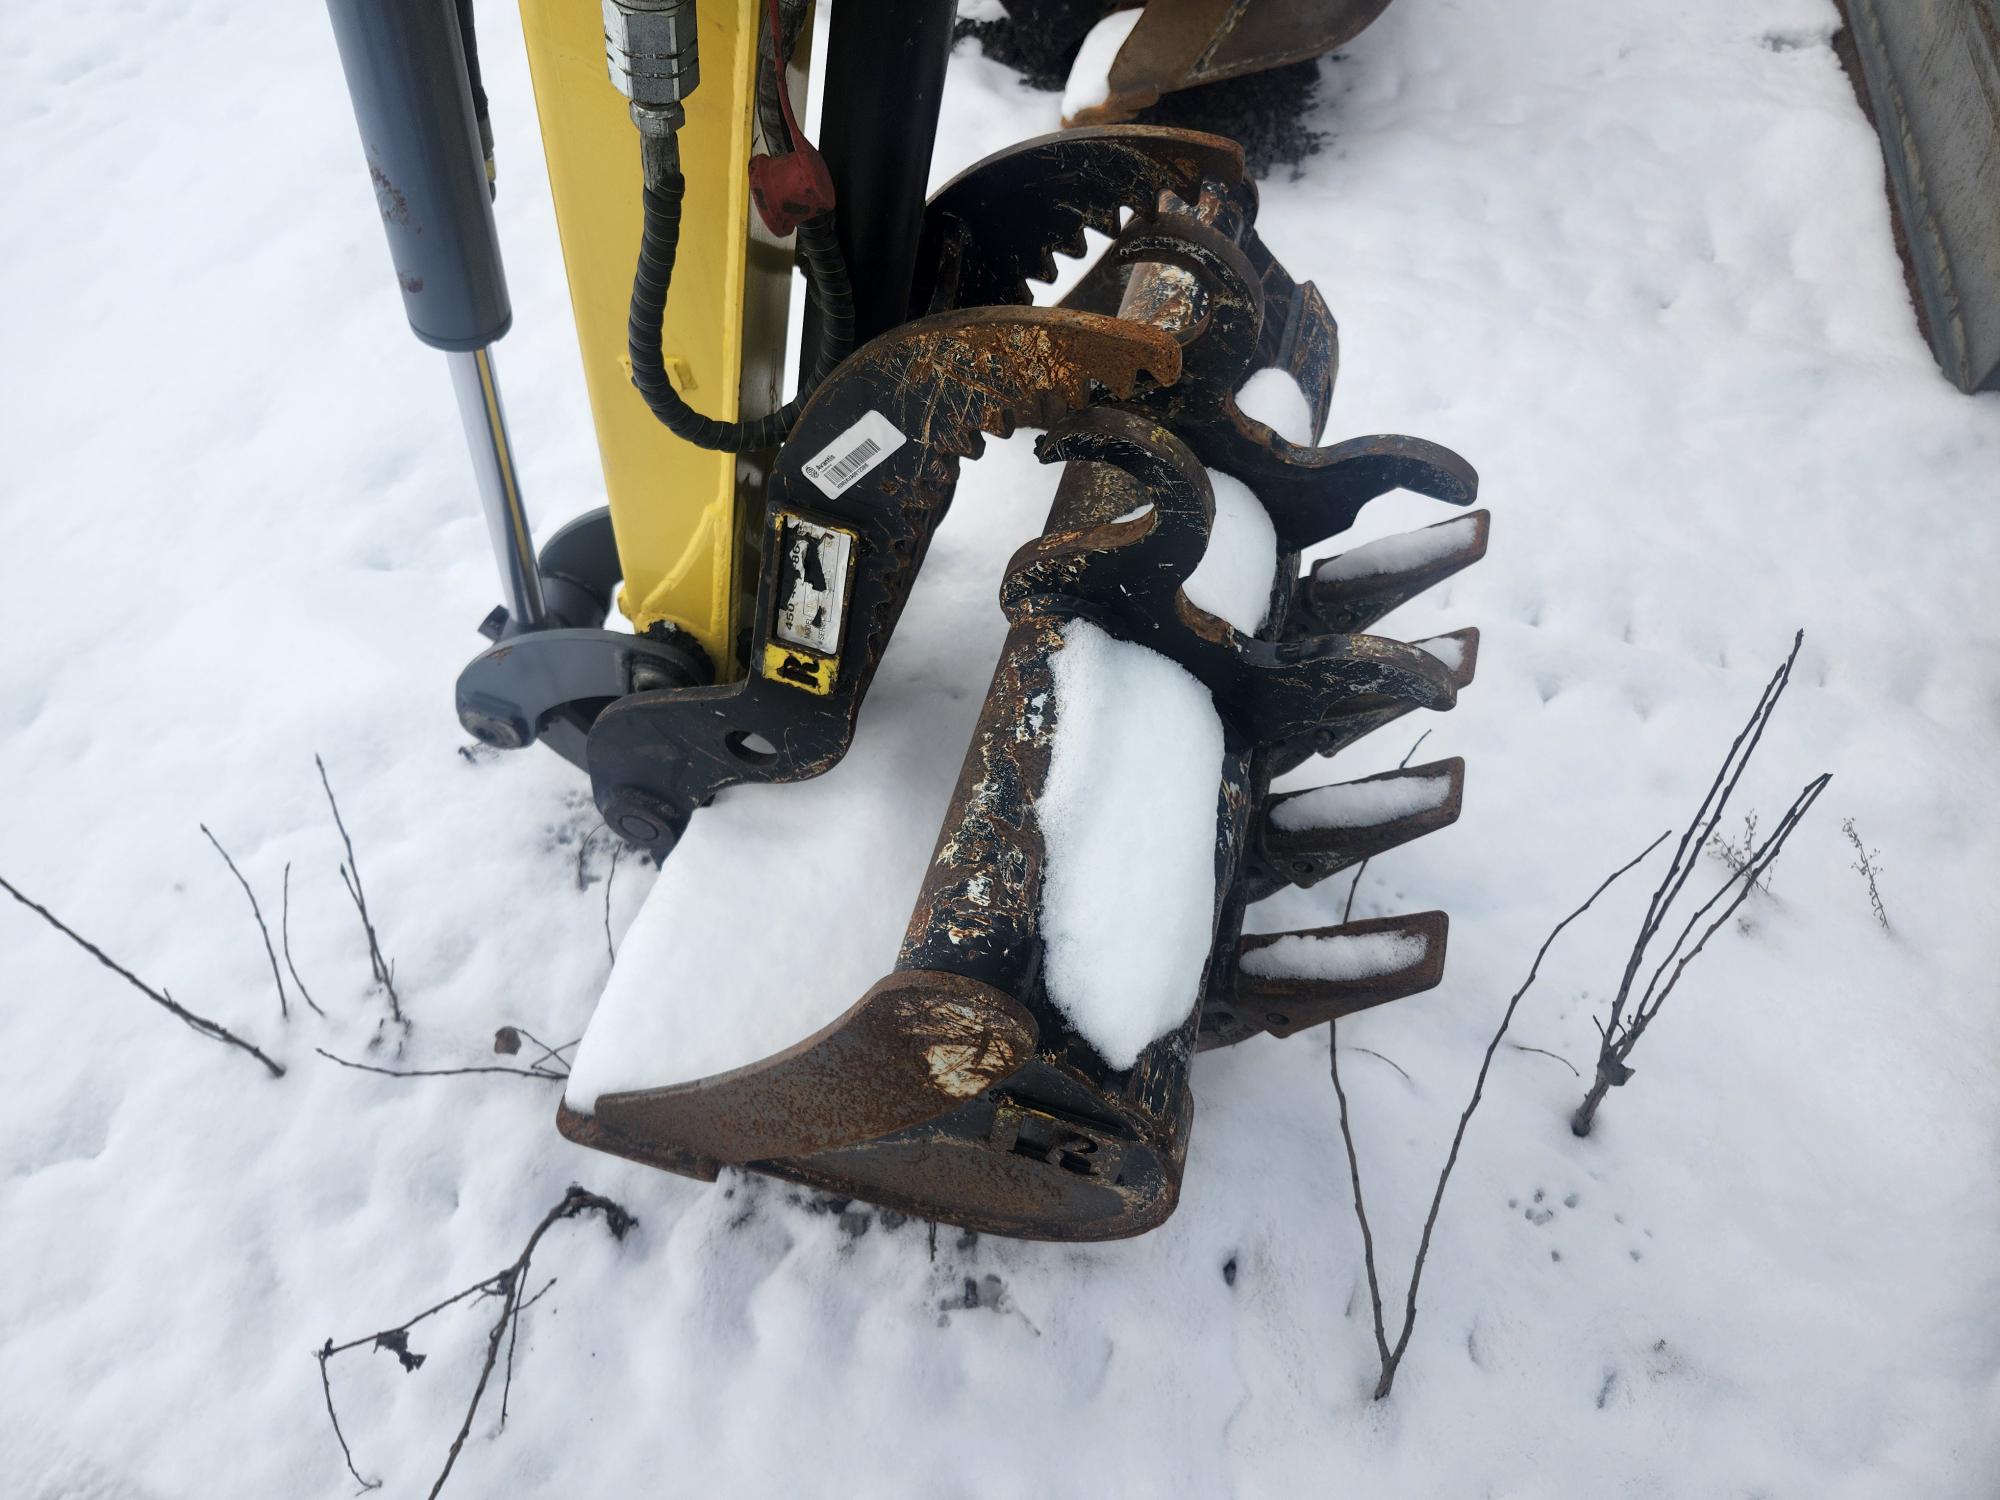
1342;729;1433;924
1;873;285;1078
425;1189;634;1498
317;755;406;1032
1575;633;1824;1135
281;863;327;1018
1334;831;1668;1400
316;1340;382;1492
1600;634;1801;1058
1505;1043;1580;1078
499;1277;557;1430
1343;1045;1412;1084
315;1048;566;1083
603;844;622;964
316;1187;634;1498
1574;776;1828;1134
511;1029;577;1078
201;824;288;1022
1329;1031;1393;1374
1385;833;1667;1384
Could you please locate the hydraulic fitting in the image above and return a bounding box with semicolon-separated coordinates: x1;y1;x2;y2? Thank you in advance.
603;0;700;111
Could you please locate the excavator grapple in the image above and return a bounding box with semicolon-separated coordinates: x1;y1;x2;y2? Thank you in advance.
325;0;1485;1240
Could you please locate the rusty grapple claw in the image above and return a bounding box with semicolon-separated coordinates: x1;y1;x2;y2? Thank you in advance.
587;305;1181;858
563;138;1489;1240
1060;1;1400;130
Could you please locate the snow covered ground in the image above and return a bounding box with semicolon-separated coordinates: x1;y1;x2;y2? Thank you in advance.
4;0;1999;1494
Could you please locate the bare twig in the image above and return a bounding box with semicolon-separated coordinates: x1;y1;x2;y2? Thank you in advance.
1841;817;1889;930
507;1028;577;1077
316;1186;635;1498
1342;1045;1412;1084
1342;729;1433;924
1333;830;1667;1399
498;1276;557;1431
575;828;599;892
1329;1036;1393;1377
2;873;285;1078
316;755;407;1036
1506;1043;1580;1078
1573;632;1827;1136
317;1337;382;1492
1574;775;1830;1134
281;862;327;1018
314;1048;566;1083
603;843;622;964
201;824;289;1022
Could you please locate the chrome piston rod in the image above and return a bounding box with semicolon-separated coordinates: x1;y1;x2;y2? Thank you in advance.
447;346;546;630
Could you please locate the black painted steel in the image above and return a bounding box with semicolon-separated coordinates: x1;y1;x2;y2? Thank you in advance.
805;0;959;350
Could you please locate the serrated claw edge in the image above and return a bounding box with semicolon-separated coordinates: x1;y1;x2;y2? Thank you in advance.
820;307;1182;464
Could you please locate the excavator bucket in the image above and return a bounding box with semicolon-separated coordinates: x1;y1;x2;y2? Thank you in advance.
557;127;1487;1239
321;0;1489;1244
1061;1;1398;128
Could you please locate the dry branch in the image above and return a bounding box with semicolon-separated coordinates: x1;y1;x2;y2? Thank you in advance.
1331;829;1668;1399
201;824;290;1021
1574;772;1829;1134
1506;1043;1580;1078
316;754;407;1036
1;872;285;1078
281;862;327;1018
1572;631;1828;1135
315;1185;636;1497
314;1047;567;1083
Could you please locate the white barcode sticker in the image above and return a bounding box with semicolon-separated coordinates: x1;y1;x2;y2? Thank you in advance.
799;409;907;499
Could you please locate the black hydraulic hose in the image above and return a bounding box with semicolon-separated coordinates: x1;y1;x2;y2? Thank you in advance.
628;173;853;452
452;0;494;185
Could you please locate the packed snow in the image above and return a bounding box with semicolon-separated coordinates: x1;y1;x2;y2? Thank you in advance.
1415;631;1467;672
1180;467;1279;634
1059;7;1144;122
1236;366;1319;446
1035;619;1225;1070
1240;929;1430;982
4;1;2000;1496
562;726;952;1104
1271;769;1453;831
1315;511;1482;583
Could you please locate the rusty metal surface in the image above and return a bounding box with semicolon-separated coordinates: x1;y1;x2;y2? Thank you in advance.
585;305;1180;859
1305;509;1490;636
1243;755;1465;902
917;125;1245;313
562;144;1489;1240
1212;910;1449;1046
818;391;1476;1236
575;971;1036;1167
1066;0;1399;128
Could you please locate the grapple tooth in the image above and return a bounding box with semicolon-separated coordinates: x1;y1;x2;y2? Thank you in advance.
917;125;1245;314
1201;912;1450;1049
1307;511;1491;636
1246;757;1466;900
1411;627;1481;692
